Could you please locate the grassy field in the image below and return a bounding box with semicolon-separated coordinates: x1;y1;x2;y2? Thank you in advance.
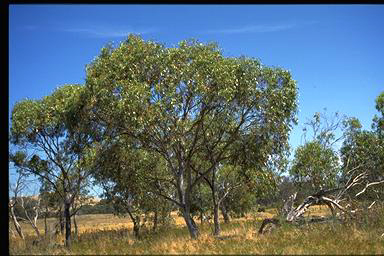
9;206;384;255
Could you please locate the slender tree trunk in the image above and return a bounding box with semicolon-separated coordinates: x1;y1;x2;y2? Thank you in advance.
175;165;200;239
28;208;41;238
133;216;141;239
64;201;71;247
31;221;41;237
20;197;41;238
220;204;230;224
44;207;48;238
152;208;158;231
210;168;221;236
45;218;51;244
73;214;78;242
127;209;141;239
10;206;24;239
59;209;64;235
182;193;199;239
213;203;221;236
209;165;221;236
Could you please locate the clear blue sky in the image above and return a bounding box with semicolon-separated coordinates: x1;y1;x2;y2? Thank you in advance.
9;5;384;193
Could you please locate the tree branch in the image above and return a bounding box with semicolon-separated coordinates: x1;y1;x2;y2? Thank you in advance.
355;180;384;197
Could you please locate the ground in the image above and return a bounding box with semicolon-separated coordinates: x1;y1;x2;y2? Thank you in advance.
9;206;384;255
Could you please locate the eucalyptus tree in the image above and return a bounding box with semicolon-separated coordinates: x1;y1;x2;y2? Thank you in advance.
340;93;384;202
289;111;348;194
84;34;298;239
10;85;93;247
290;140;340;192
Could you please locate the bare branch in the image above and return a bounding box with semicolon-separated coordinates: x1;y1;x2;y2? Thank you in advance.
355;180;384;197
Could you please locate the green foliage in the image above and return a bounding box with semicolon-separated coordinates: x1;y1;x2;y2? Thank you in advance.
10;85;84;145
85;34;298;165
81;34;299;238
188;182;212;218
340;129;384;199
223;185;257;217
290;140;339;191
288;110;350;194
77;201;115;215
84;33;298;216
339;93;384;201
372;91;384;136
89;136;174;228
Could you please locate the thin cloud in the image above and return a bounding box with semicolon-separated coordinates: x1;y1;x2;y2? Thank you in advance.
203;23;296;34
62;26;155;38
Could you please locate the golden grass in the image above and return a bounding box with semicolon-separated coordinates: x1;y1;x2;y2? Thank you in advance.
13;209;275;238
9;206;384;255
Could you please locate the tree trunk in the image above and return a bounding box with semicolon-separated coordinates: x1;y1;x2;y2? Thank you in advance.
210;169;221;236
220;204;230;224
29;211;41;238
64;201;71;247
44;206;48;238
127;209;141;239
133;216;140;239
22;197;42;238
213;203;221;236
31;221;41;237
182;209;199;239
73;214;78;242
10;206;24;239
177;164;200;239
152;208;158;231
59;210;64;235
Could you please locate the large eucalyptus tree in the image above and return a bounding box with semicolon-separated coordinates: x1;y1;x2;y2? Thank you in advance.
83;34;298;238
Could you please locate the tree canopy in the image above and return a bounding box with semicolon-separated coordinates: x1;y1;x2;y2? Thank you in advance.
82;34;298;238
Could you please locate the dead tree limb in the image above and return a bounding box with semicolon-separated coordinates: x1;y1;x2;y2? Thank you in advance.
258;218;281;234
9;171;27;240
20;196;42;238
259;169;384;234
9;200;25;240
355;180;384;197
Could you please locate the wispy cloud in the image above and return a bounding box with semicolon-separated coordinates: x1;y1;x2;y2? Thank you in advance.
62;26;155;38
203;23;296;34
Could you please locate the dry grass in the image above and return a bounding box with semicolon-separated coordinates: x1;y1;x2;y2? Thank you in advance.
9;206;384;255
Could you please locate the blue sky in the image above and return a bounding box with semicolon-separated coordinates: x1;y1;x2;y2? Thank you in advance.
9;5;384;194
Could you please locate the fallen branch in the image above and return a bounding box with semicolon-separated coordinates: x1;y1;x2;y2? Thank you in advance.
259;168;383;235
355;180;384;197
258;218;280;234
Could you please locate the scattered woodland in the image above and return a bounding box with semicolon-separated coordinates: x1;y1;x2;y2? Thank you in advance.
9;35;384;254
